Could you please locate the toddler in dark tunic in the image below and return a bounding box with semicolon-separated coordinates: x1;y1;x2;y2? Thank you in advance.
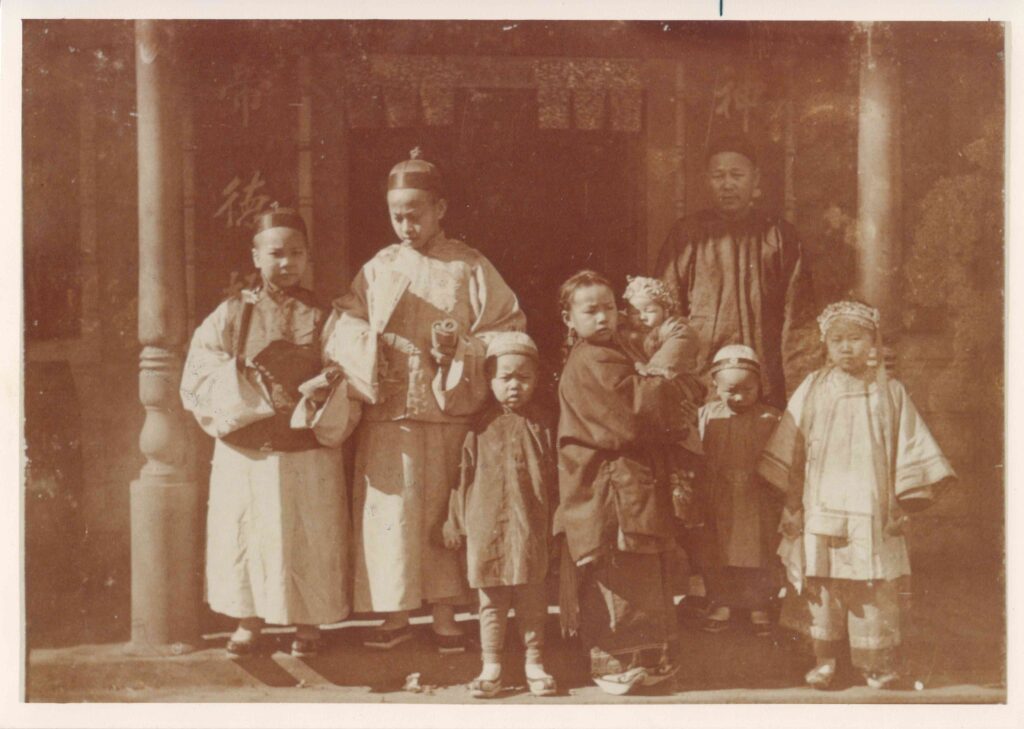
698;344;782;636
442;332;558;698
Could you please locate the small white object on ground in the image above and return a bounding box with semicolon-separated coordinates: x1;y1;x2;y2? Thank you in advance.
404;672;423;692
915;680;925;691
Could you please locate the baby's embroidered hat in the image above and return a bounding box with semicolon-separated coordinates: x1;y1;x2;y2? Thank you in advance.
388;146;444;195
710;344;761;376
486;331;539;361
254;204;307;238
817;300;881;340
623;275;675;313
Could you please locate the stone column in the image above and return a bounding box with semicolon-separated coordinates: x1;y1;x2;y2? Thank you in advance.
856;22;903;342
128;19;200;655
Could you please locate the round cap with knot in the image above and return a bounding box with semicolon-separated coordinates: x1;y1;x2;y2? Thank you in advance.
705;133;759;167
388;146;444;194
254;204;307;237
486;331;539;361
710;343;762;376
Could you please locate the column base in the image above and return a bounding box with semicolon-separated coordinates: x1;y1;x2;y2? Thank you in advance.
129;478;201;654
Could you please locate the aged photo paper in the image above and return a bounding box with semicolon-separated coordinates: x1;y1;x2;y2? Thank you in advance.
3;0;1021;727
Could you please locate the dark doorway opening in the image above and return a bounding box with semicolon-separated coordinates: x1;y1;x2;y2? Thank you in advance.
347;88;642;404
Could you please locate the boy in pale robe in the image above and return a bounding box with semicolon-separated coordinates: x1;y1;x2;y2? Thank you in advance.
758;301;955;689
181;208;358;657
323;148;525;650
442;332;558;698
698;344;782;636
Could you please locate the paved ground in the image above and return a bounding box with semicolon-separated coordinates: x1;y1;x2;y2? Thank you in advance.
27;557;1005;704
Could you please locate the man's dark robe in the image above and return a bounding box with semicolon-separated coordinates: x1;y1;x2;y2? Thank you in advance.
656;208;818;408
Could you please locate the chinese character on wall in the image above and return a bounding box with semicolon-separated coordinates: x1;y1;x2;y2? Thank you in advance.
213;171;271;229
217;62;272;129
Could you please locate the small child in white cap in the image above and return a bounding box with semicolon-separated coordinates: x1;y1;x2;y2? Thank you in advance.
698;344;783;636
441;331;558;698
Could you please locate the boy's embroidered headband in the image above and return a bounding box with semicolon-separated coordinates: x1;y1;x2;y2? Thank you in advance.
486;331;539;361
817;300;881;339
388;146;444;194
623;275;675;313
254;205;307;237
710;344;761;375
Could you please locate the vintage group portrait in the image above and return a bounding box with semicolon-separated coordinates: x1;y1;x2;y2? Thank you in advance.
11;4;1015;725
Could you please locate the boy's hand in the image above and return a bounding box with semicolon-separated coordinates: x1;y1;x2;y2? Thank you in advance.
679;398;699;423
441;521;463;550
780;507;803;539
885;514;910;537
269;382;297;413
431;346;455;370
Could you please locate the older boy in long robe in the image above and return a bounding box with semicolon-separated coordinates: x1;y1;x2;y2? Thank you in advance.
323;149;525;648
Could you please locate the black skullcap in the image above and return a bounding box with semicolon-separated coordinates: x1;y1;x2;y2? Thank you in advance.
253;205;307;238
705;133;758;167
388;146;444;195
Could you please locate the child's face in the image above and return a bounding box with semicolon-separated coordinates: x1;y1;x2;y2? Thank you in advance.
628;296;667;329
489;354;537;411
714;367;760;413
387;188;447;248
251;227;308;289
563;284;618;344
707;151;759;218
824;319;874;374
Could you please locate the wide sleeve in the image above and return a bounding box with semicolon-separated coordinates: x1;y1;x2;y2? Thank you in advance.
655;219;695;319
646;317;700;376
180;301;275;439
757;372;815;504
433;254;526;417
322;267;382;404
889;380;956;499
780;225;822;393
445;431;477;538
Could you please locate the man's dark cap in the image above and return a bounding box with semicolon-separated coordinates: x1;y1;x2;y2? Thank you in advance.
705;134;758;167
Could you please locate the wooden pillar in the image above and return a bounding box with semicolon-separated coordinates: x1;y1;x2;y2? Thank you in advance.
297;53;315;288
642;59;686;273
855;22;903;338
128;19;200;655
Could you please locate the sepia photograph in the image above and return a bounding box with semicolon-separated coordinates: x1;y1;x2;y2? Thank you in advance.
9;1;1018;724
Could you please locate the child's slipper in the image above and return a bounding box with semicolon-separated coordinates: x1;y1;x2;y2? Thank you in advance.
363;625;413;650
290;638;319;658
225;637;259;658
468;676;503;699
592;667;648;695
700;616;730;634
804;661;837;690
431;630;467;654
865;671;899;690
526;674;558;697
750;613;773;637
641;663;679;687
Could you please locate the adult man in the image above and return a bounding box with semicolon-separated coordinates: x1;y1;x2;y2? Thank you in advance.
656;135;817;408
